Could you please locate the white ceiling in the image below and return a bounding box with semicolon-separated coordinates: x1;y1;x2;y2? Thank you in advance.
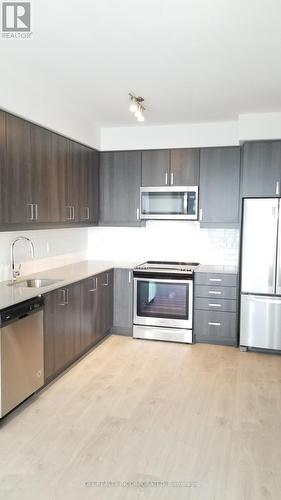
1;0;281;130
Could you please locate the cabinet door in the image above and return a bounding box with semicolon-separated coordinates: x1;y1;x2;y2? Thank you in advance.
100;151;142;225
80;276;99;350
141;150;170;186
79;146;99;224
199;147;240;224
170;149;200;186
30;124;52;223
49;132;67;222
98;270;114;339
241;142;281;197
113;268;133;332
0;111;7;224
44;288;67;381
66;140;80;222
6;114;33;224
65;283;81;362
44;283;81;382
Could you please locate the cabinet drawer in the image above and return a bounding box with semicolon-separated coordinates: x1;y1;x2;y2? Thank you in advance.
194;297;237;313
195;272;238;287
194;310;237;346
194;284;237;300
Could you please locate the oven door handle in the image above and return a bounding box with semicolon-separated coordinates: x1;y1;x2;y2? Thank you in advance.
133;277;193;284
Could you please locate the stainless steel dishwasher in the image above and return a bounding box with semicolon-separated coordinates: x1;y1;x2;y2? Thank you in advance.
0;296;44;418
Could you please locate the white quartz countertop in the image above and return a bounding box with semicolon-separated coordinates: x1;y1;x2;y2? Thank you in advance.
0;260;138;310
195;264;238;274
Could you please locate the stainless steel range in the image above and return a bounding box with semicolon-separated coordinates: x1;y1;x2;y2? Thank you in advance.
133;261;199;343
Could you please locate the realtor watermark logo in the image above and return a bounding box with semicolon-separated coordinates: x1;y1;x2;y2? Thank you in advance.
1;2;33;38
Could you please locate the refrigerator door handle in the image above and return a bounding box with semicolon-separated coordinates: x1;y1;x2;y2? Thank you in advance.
276;201;281;293
269;206;278;288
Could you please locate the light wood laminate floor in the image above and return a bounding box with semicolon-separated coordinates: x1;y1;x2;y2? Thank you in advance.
1;335;281;500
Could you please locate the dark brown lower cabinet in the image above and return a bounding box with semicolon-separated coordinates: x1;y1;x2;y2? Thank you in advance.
44;271;114;383
97;270;114;339
80;276;99;350
44;282;81;382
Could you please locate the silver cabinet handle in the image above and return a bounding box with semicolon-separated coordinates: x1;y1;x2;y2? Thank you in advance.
103;273;109;286
59;289;67;306
208;322;221;326
65;206;72;220
199;208;203;221
209;303;222;307
65;288;69;305
209;290;222;295
27;204;34;221
81;207;90;220
209;278;222;282
165;172;168;185
136;208;140;220
276;181;280;195
128;271;131;283
34;204;38;220
170;172;174;185
89;277;97;292
71;206;75;220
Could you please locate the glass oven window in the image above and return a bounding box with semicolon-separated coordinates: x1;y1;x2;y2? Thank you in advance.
137;280;190;320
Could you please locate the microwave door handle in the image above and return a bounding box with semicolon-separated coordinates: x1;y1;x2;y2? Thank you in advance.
183;192;188;214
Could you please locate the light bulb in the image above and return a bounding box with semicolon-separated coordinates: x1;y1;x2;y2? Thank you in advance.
137;114;145;122
129;101;138;113
134;107;142;119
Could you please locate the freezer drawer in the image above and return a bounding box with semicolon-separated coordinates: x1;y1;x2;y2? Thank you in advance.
240;294;281;350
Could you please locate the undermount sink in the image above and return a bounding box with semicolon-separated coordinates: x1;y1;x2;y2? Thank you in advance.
8;278;63;288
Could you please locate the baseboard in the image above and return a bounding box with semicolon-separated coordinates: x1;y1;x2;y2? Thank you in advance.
110;326;133;337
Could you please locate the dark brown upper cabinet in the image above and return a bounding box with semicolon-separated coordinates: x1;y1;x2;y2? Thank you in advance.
78;146;99;224
30;123;52;223
241;141;281;198
100;151;142;226
141;150;170;186
170;149;200;186
6;113;33;224
1;110;99;229
0;111;7;224
67;142;99;224
199;147;241;225
141;149;200;187
49;132;68;222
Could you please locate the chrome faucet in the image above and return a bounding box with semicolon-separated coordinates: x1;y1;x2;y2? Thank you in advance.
11;236;35;281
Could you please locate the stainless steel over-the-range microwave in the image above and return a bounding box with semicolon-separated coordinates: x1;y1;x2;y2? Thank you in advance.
139;186;198;220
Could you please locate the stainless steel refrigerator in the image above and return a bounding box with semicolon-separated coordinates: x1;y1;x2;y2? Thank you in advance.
240;198;281;351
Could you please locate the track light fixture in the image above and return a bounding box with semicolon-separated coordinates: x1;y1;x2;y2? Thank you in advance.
129;92;145;122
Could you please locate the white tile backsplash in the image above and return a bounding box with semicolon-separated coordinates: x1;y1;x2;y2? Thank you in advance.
0;228;88;282
87;221;239;265
0;222;239;283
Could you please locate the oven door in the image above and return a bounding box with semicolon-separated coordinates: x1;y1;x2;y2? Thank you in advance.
134;277;193;329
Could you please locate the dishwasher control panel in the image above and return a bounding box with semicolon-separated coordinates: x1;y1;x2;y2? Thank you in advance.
0;296;44;327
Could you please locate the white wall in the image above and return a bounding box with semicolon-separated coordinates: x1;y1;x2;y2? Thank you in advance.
100;121;239;151
239;112;281;142
100;112;281;150
0;228;88;282
88;222;239;266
